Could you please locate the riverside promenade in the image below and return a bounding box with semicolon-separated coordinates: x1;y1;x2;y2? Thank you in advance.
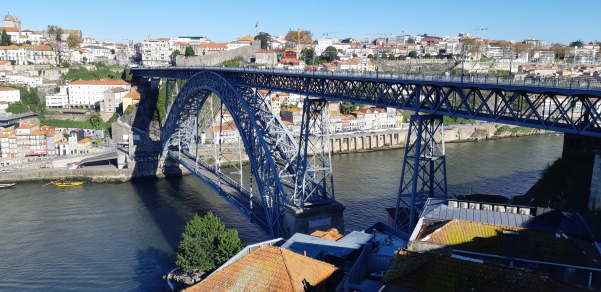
0;123;555;184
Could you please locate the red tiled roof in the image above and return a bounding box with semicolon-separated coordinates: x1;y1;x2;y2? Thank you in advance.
238;36;254;41
0;87;18;91
184;246;342;292
0;27;19;32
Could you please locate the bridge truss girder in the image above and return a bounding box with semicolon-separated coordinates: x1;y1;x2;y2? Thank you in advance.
160;71;337;238
295;98;335;207
394;114;448;235
225;72;601;138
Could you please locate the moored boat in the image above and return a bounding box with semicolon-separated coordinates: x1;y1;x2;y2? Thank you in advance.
0;183;16;188
51;180;84;187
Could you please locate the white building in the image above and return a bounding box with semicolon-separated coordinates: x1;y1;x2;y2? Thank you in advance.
315;38;339;56
80;45;111;62
68;80;131;108
45;86;69;108
140;37;173;66
0;87;20;103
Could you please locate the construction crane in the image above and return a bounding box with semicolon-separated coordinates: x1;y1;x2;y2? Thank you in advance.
472;28;488;39
290;27;324;50
323;31;341;37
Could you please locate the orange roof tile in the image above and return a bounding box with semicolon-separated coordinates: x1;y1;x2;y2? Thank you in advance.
0;87;18;91
198;42;227;48
124;92;141;99
0;27;19;32
310;228;344;241
184;246;342;292
238;36;254;41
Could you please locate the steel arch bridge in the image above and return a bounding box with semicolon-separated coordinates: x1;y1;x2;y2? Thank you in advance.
132;67;601;238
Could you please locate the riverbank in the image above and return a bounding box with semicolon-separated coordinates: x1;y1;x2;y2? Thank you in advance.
0;123;557;184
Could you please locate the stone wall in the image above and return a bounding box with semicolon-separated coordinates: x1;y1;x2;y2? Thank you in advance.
176;41;262;67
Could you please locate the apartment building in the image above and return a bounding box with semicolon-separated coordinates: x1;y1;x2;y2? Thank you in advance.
140;38;172;66
68;79;131;108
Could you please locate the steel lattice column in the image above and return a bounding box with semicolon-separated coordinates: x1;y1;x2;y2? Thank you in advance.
294;98;335;207
394;114;448;235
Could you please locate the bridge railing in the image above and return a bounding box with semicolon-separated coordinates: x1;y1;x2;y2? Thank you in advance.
138;66;601;91
170;150;269;229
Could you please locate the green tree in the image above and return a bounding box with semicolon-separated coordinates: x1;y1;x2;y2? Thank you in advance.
55;28;64;42
408;51;418;58
171;49;181;64
301;48;316;64
0;29;11;46
66;34;81;48
569;40;584;48
185;46;195;57
89;113;103;127
254;32;272;50
322;46;338;62
121;68;132;82
175;212;244;274
340;102;361;114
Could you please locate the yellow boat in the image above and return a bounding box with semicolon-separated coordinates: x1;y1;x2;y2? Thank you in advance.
52;180;84;187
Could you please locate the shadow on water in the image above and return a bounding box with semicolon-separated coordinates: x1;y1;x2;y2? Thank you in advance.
125;80;257;290
127;80;188;290
133;246;174;292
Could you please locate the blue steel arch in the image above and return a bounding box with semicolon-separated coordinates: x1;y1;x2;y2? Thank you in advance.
161;71;299;238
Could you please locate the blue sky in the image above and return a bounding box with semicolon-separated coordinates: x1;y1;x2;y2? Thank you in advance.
3;0;599;45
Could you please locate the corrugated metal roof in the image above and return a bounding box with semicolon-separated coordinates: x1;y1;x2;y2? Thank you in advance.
281;231;372;258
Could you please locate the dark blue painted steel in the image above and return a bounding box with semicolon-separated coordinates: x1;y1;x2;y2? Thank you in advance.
134;67;601;138
394;115;448;234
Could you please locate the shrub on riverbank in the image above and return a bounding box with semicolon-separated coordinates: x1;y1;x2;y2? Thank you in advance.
494;125;531;136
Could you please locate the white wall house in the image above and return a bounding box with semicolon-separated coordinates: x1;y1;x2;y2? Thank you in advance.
68;80;131;108
0;87;20;103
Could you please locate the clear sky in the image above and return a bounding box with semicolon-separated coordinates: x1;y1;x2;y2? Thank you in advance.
2;0;599;45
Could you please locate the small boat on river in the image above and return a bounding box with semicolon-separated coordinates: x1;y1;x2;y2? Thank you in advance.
51;180;84;187
0;183;16;188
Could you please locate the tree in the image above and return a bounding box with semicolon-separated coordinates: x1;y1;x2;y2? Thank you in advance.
322;46;338;62
340;102;361;114
408;51;418;58
254;32;272;50
176;212;244;274
301;48;316;64
55;28;64;42
284;30;313;48
171;49;181;64
569;40;584;48
66;34;81;48
551;44;568;61
0;29;10;46
185;46;195;57
89;113;103;127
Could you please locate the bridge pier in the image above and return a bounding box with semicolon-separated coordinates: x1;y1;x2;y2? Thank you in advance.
281;202;345;239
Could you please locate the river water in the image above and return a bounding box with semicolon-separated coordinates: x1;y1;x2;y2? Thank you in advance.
0;135;564;291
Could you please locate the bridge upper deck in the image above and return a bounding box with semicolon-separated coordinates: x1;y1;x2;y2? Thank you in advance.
132;66;601;97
